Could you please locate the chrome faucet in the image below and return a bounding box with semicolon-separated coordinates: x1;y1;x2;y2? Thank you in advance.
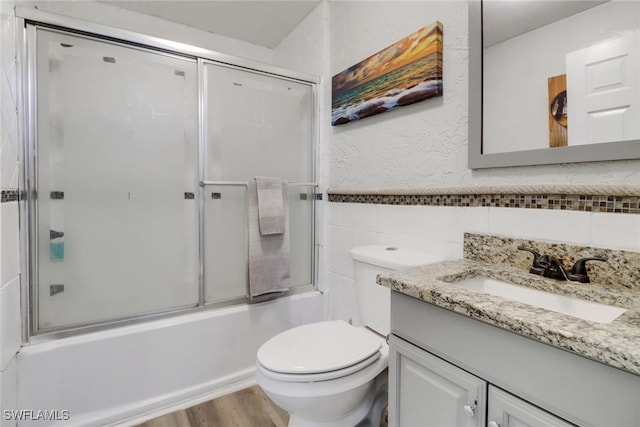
518;247;607;283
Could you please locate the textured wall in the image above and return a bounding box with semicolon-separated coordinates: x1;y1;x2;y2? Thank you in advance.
273;2;326;77
325;1;640;325
328;1;640;190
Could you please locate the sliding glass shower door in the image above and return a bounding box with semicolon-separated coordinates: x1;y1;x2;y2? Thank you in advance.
33;29;200;331
203;63;315;304
28;25;317;335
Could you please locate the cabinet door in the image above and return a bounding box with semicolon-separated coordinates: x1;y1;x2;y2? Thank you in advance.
487;386;575;427
389;335;486;427
566;33;640;146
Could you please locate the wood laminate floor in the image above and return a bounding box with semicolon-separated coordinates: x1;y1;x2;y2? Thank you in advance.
135;386;289;427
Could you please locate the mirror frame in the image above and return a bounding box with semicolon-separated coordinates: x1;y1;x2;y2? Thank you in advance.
468;0;640;169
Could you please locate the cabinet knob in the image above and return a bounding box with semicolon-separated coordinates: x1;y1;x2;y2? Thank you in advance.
463;405;475;417
488;421;500;427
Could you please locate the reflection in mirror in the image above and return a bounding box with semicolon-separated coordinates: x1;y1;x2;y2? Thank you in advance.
484;0;639;153
468;0;640;168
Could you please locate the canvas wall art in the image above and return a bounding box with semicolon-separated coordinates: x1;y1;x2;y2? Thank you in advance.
331;21;443;126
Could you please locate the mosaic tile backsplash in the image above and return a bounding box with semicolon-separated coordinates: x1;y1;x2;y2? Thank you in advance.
0;190;197;203
1;190;19;203
328;192;640;214
463;233;640;290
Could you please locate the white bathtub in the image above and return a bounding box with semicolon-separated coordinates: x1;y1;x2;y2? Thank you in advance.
16;292;323;426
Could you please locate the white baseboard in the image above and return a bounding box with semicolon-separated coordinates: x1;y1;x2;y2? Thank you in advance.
110;373;258;427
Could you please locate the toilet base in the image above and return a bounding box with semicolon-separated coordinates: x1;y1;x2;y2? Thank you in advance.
288;392;373;427
286;370;388;427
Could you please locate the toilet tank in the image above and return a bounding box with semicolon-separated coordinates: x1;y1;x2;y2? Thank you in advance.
350;246;444;336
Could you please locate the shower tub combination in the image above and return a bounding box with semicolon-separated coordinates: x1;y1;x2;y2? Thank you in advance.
15;7;321;426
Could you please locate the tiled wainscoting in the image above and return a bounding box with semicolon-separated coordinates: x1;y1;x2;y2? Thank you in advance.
324;186;640;323
328;186;640;214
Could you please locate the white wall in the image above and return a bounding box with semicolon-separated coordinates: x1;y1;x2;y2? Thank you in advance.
325;1;640;322
1;0;21;424
273;2;327;77
328;1;640;190
273;1;332;305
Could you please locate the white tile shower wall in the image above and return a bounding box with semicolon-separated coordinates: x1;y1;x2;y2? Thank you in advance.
0;203;20;371
0;358;17;427
0;203;19;287
20;1;273;64
273;2;325;77
1;0;20;423
274;1;332;301
0;277;21;371
1;0;18;192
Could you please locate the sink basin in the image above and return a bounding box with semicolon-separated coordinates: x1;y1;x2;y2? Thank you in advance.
454;276;626;324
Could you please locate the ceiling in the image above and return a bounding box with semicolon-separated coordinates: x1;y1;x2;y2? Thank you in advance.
98;1;608;51
483;0;608;47
99;0;321;49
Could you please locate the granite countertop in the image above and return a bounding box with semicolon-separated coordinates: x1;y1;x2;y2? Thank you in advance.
377;259;640;376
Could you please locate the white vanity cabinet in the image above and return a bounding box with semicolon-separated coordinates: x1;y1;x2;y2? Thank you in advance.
390;336;573;427
389;291;640;427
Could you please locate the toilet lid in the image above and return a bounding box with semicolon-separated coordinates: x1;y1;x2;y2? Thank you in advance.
258;352;381;382
257;320;382;375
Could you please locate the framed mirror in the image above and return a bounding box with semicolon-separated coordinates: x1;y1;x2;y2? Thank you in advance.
468;0;640;169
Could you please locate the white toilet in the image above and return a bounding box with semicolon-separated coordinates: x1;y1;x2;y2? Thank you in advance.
256;245;444;427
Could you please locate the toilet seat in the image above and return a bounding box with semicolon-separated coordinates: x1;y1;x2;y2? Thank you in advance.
259;351;380;382
257;320;382;381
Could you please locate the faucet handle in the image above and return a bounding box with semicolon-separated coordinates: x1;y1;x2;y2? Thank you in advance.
517;247;549;275
568;257;608;283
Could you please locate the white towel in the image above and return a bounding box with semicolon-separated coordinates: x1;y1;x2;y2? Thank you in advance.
247;178;290;298
256;177;286;235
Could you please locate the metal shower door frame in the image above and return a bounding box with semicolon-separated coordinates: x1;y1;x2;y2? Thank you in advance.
16;6;320;342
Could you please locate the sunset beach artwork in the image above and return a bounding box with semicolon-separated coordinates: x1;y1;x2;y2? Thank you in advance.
331;21;443;126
